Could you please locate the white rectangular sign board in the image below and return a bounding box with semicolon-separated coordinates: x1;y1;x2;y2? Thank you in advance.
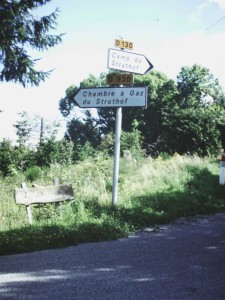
74;87;147;108
108;48;153;75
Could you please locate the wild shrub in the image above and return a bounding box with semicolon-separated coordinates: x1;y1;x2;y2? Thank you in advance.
0;139;17;176
25;166;42;182
36;138;74;167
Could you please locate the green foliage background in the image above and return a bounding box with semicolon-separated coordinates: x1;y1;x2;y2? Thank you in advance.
59;65;225;157
1;154;225;255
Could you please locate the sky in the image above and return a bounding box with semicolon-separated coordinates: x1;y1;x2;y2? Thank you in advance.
1;0;225;142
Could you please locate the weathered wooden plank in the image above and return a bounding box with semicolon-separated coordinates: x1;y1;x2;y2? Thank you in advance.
15;184;74;206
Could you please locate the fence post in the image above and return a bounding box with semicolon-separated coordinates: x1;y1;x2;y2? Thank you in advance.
21;182;32;225
53;178;60;209
53;177;59;186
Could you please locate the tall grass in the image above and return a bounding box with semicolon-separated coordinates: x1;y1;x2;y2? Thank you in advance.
1;154;225;255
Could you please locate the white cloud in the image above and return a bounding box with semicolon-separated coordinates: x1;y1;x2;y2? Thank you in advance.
210;0;225;11
190;1;209;22
153;30;225;89
190;0;225;25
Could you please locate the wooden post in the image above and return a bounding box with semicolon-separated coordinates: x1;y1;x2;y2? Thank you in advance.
53;178;59;208
21;182;32;225
53;177;59;186
26;206;32;225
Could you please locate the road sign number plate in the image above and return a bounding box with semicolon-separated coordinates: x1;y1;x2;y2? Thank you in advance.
115;39;133;50
106;74;134;85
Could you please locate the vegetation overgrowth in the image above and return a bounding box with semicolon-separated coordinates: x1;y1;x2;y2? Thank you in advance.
1;153;225;256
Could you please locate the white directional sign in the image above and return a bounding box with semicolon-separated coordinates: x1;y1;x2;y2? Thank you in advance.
108;48;153;75
74;87;147;108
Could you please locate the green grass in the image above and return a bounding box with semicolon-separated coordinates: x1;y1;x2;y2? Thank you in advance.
1;154;225;256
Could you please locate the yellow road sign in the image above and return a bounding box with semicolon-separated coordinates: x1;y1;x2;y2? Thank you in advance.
115;39;133;50
106;73;134;85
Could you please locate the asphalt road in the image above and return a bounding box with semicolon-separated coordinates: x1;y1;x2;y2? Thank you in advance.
1;213;225;300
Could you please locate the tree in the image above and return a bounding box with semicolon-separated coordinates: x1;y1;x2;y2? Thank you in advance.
59;66;225;157
177;64;225;108
128;71;178;154
59;73;107;118
0;0;62;86
0;138;35;176
13;111;32;145
35;137;74;166
59;73;108;147
14;111;60;146
59;84;79;117
65;114;101;148
163;65;225;155
0;139;15;176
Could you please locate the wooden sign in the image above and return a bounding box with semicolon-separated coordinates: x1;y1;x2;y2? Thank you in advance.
15;184;74;206
106;73;133;85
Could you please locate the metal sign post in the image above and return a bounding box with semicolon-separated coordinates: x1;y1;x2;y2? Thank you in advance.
112;106;122;206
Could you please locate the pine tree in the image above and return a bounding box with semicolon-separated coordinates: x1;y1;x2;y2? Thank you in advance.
0;0;62;86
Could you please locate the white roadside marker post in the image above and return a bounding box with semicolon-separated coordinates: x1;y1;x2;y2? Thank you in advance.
219;149;225;185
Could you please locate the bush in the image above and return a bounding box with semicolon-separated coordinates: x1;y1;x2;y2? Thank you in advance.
121;129;144;159
36;138;74;167
0;139;16;176
25;166;42;182
99;129;144;159
74;141;98;161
